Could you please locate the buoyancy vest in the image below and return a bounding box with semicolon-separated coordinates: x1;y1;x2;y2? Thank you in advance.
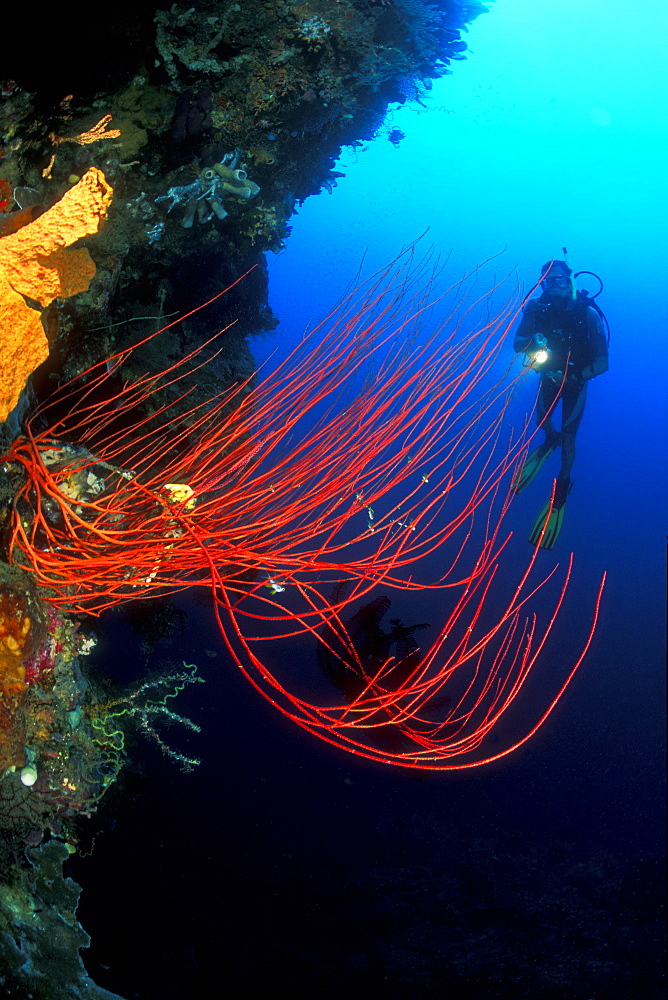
528;296;596;374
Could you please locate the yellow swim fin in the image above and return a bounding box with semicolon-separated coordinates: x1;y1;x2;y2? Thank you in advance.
512;434;561;494
529;477;572;550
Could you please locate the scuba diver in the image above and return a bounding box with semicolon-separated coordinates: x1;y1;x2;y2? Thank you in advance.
511;255;609;549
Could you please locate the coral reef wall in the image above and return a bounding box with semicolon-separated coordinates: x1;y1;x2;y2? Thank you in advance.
0;0;487;407
0;4;487;995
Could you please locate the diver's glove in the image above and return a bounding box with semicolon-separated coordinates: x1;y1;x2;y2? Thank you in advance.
543;368;584;388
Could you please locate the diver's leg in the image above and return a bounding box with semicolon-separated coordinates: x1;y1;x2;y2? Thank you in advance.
559;381;588;479
511;378;563;493
560;431;576;479
537;378;560;446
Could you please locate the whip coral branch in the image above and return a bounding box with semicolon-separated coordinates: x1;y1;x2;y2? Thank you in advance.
2;249;604;768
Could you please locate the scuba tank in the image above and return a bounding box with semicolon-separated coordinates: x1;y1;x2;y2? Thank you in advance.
564;245;611;346
573;270;611;346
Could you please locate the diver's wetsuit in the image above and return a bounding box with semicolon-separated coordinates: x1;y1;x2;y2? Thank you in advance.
515;295;608;437
536;366;587;436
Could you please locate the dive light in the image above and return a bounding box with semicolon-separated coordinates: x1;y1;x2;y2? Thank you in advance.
524;335;550;372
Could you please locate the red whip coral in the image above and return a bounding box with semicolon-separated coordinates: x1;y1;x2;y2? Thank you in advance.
3;253;604;769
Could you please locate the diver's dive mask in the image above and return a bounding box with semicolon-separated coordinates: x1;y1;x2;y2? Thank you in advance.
540;256;577;300
542;271;576;300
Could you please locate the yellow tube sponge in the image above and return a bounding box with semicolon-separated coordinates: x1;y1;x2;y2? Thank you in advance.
0;168;113;421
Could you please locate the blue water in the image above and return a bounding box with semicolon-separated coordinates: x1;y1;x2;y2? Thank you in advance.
71;2;666;996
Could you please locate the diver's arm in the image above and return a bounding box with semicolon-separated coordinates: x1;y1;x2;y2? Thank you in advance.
581;355;608;380
513;301;539;352
580;307;609;380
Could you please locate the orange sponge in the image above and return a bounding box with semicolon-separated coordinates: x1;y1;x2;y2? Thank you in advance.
0;586;32;773
0;168;113;421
